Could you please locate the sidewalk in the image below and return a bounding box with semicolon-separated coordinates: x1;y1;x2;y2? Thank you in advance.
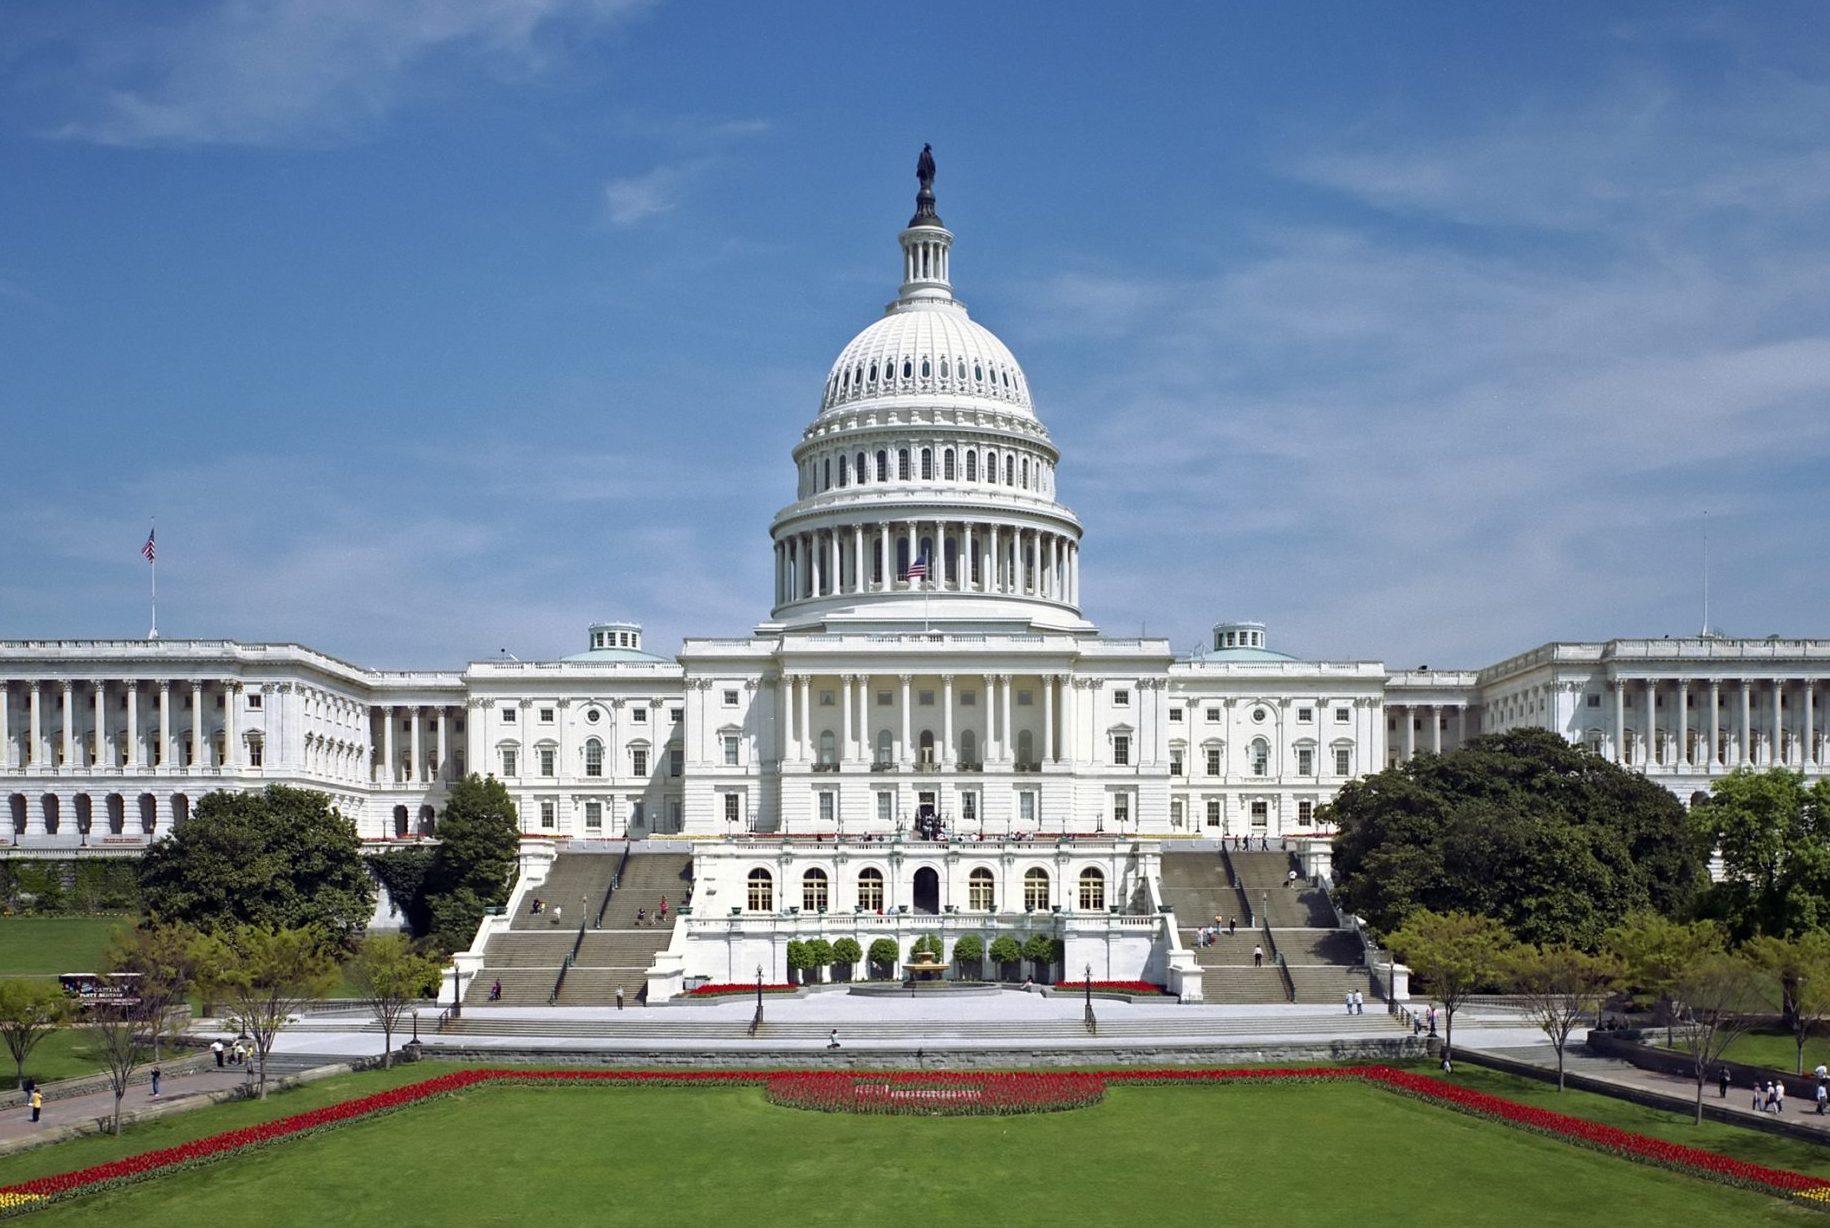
0;1062;256;1154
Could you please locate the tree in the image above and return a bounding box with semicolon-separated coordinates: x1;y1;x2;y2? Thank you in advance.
1384;909;1512;1061
89;997;148;1136
832;938;863;982
1671;952;1771;1124
1604;912;1725;1044
138;786;375;946
218;926;338;1099
0;979;67;1091
422;775;521;953
952;934;985;981
1743;931;1830;1074
1327;729;1705;946
786;939;813;985
866;938;899;980
1022;933;1060;983
1506;944;1620;1090
348;934;443;1068
105;921;204;1062
989;935;1023;981
1693;769;1830;942
806;938;834;985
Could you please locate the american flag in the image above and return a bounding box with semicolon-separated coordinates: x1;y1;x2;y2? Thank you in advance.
905;552;928;580
142;529;156;563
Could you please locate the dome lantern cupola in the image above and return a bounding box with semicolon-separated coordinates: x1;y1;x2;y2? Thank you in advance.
897;143;953;304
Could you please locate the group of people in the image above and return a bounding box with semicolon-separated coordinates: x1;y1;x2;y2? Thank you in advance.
1194;916;1238;947
634;897;669;927
1722;1064;1830;1116
1409;1005;1438;1037
1343;991;1366;1014
209;1037;251;1067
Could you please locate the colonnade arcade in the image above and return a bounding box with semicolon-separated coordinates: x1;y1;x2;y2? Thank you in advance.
0;677;259;773
1600;677;1828;771
778;672;1078;771
774;520;1079;606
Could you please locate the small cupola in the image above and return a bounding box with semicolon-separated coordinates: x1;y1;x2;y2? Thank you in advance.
587;621;643;653
1211;620;1268;653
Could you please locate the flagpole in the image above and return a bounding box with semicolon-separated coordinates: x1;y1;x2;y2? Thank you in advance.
147;521;159;640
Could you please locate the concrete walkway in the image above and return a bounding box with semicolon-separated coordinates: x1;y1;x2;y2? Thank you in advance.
0;1062;254;1153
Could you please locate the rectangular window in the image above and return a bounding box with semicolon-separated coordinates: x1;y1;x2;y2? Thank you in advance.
1168;707;1182;723
1206;747;1222;776
1017;690;1033;706
1334;708;1350;723
1113;689;1130;707
1019;791;1037;822
248;742;263;767
585;801;602;829
247;693;262;710
1297;800;1313;826
961;690;977;706
669;749;683;776
539;748;555;777
502;748;518;776
877;792;893;821
1588;694;1601;707
877;690;892;706
1205;708;1221;723
961;791;977;821
723;689;739;707
1334;748;1351;775
818;792;835;823
723;793;739;824
1297;707;1312;723
723;735;740;766
1250;800;1268;828
1297;748;1314;775
539;708;554;724
1170;799;1184;827
630;801;645;827
669;708;682;723
821;690;835;706
502;708;517;723
1112;734;1130;766
631;748;648;777
919;690;935;706
1206;798;1222;827
631;708;647;723
1113;793;1130;825
539;800;555;829
1170;751;1183;776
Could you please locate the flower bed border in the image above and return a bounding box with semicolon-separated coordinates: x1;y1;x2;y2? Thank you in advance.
765;1071;1104;1116
5;1065;1830;1216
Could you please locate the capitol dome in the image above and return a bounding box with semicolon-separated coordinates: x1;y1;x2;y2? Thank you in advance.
820;304;1033;416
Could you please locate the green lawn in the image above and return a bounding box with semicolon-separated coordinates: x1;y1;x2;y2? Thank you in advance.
0;916;134;978
1716;1030;1830;1076
3;1029;117;1089
8;1077;1825;1226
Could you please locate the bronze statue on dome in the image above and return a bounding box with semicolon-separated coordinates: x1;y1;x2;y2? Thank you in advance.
917;143;936;191
910;143;942;227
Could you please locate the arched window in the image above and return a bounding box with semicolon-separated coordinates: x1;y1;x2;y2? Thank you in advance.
959;729;978;766
1005;455;1016;485
1016;729;1035;768
802;868;829;913
940;358;950;379
747;869;774;912
1021;457;1029;487
984;451;996;482
837;456;848;487
584;738;603;777
918;729;936;766
876;450;888;481
901;359;913;379
876;729;894;766
856;451;867;483
1077;867;1106;911
898;449;910;480
920;358;931;378
943;449;955;480
974;363;984;382
1024;868;1050;910
1250;738;1270;777
869;361;879;384
818;730;837;765
969;867;996;911
966;451;977;481
823;457;831;490
858;867;884;912
920;448;933;480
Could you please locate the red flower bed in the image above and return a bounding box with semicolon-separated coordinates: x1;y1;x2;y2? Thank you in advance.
766;1071;1104;1116
6;1065;1830;1216
1049;980;1166;995
685;983;799;997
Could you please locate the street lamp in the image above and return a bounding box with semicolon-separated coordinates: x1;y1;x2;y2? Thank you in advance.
449;964;462;1019
754;962;765;1028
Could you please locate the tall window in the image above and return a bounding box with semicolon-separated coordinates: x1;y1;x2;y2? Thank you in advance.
501;747;518;776
1251;801;1269;827
1077;868;1106;911
960;729;978;766
723;793;740;824
1206;798;1222;827
858;867;884;912
724;735;740;766
818;730;837;765
968;868;995;911
584;801;602;829
631;748;649;777
539;800;555;829
898;448;910;479
876;450;888;481
1024;868;1050;910
1298;801;1314;826
539;747;556;777
1170;749;1184;776
747;868;773;912
1112;734;1130;766
1019;791;1036;822
966;451;977;481
1250;739;1269;777
920;448;933;479
943;449;956;480
1206;747;1222;776
1334;747;1352;775
876;791;893;821
584;738;603;777
818;792;835;823
1296;747;1313;776
803;869;829;912
876;729;893;766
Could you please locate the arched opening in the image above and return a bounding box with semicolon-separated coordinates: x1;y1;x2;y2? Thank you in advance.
1024;868;1050;911
41;794;59;835
1016;730;1035;768
8;794;25;835
875;729;893;766
1078;868;1106;911
747;868;774;912
802;868;828;913
418;805;436;837
584;738;603;777
106;793;124;835
857;867;884;913
912;866;941;915
137;793;157;834
968;867;996;911
171;794;189;827
818;730;837;766
1250;739;1269;777
918;729;936;766
74;794;93;835
393;805;409;838
959;729;978;767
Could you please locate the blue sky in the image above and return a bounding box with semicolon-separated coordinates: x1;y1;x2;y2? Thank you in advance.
3;3;1828;669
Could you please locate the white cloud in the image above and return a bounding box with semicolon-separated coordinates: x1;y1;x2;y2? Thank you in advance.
32;0;652;147
602;162;695;226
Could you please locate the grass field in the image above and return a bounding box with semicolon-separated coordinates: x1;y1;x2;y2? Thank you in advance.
7;1073;1826;1226
0;916;134;979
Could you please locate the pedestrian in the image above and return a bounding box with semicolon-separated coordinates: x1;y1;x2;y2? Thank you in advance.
636;908;647;927
615;986;625;1010
1427;1006;1437;1038
1718;1066;1731;1098
1816;1062;1827;1082
1440;1055;1452;1075
211;1038;225;1068
552;904;563;925
1818;1084;1828;1116
1352;990;1364;1015
1776;1082;1786;1113
489;978;502;1001
1345;991;1355;1015
828;1028;841;1050
29;1088;42;1122
150;1066;161;1097
659;896;669;922
1252;944;1264;968
1286;869;1299;889
1227;916;1236;936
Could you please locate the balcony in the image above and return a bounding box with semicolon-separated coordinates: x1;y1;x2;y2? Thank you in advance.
956;762;983;773
1013;762;1042;773
870;761;898;773
811;762;841;773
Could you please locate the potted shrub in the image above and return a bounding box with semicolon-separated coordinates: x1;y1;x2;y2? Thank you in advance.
867;938;899;980
832;938;862;982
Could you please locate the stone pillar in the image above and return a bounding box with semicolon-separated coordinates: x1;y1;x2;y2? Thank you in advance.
1774;679;1786;766
188;681;203;770
899;674;912;765
1613;680;1626;765
27;684;41;767
1640;678;1656;767
157;683;171;772
854;525;865;595
1709;681;1721;769
941;675;954;765
93;682;107;770
1043;675;1056;763
1455;705;1467;749
1678;680;1690;768
409;707;422;782
61;683;75;768
1740;681;1753;767
125;684;141;770
1808;683;1818;767
224;684;238;770
382;707;396;783
798;676;812;763
989;525;1001;593
0;682;9;770
1429;703;1442;753
840;674;854;762
904;522;917;586
1402;704;1416;760
1000;673;1014;765
436;707;449;781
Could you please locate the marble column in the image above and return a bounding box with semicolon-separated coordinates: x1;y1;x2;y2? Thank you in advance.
188;682;203;770
126;684;141;770
224;684;238;770
1403;704;1416;760
899;674;912;764
436;707;449;781
1740;682;1753;766
157;683;171;771
409;707;422;782
1000;674;1014;764
93;682;107;770
28;684;41;768
1709;681;1721;769
1613;681;1626;765
61;683;75;768
1043;675;1057;763
1774;680;1786;766
941;675;954;765
840;674;854;762
1678;681;1690;768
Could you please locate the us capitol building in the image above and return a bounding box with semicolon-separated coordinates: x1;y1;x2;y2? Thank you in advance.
4;154;1828;988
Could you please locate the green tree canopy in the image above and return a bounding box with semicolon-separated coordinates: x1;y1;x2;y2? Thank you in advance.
1692;768;1830;941
218;925;339;1099
137;786;374;946
1385;908;1513;1060
1327;729;1705;946
348;933;444;1068
866;938;899;976
421;775;521;952
832;938;863;968
0;979;68;1091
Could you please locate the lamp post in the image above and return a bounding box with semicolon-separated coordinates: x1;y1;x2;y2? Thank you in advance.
754;962;765;1027
1083;961;1096;1035
447;963;463;1019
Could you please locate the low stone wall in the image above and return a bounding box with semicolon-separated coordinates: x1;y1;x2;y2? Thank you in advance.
1586;1031;1823;1104
421;1037;1428;1069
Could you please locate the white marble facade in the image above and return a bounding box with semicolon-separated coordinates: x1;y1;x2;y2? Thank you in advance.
5;171;1829;857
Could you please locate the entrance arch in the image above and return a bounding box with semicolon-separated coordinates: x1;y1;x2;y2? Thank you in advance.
912;866;940;915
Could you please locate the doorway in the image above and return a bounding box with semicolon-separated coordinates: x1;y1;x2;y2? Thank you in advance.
912;866;940;915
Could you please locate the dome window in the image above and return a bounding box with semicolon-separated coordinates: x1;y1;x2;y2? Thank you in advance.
940;359;949;378
943;449;956;480
869;362;878;384
856;451;867;483
898;449;910;480
876;450;889;482
902;359;913;379
974;363;984;382
921;358;931;378
965;451;977;481
837;457;848;487
920;448;933;480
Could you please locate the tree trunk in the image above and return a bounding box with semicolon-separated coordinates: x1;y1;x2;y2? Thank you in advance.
1445;1010;1455;1063
257;1052;269;1100
1694;1073;1705;1126
111;1089;124;1136
1555;1042;1566;1091
382;1027;394;1069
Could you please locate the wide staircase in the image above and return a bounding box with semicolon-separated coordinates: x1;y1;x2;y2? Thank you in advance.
1226;849;1368;1006
1158;854;1283;1004
469;850;692;1007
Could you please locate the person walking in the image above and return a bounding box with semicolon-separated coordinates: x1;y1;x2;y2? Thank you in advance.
659;896;669;924
1719;1066;1732;1098
1352;990;1364;1015
1345;991;1355;1015
1286;869;1299;889
1252;944;1264;968
29;1088;43;1123
615;986;625;1011
1227;916;1236;936
150;1066;162;1097
211;1038;225;1068
1776;1081;1786;1113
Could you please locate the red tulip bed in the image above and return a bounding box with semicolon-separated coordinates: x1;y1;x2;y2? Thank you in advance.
5;1065;1830;1217
1049;980;1167;995
766;1071;1105;1116
685;983;800;997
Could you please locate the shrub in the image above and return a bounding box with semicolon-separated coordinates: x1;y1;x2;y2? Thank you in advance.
952;934;985;979
786;940;812;984
806;939;834;985
867;938;899;979
1023;933;1060;980
989;935;1023;981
